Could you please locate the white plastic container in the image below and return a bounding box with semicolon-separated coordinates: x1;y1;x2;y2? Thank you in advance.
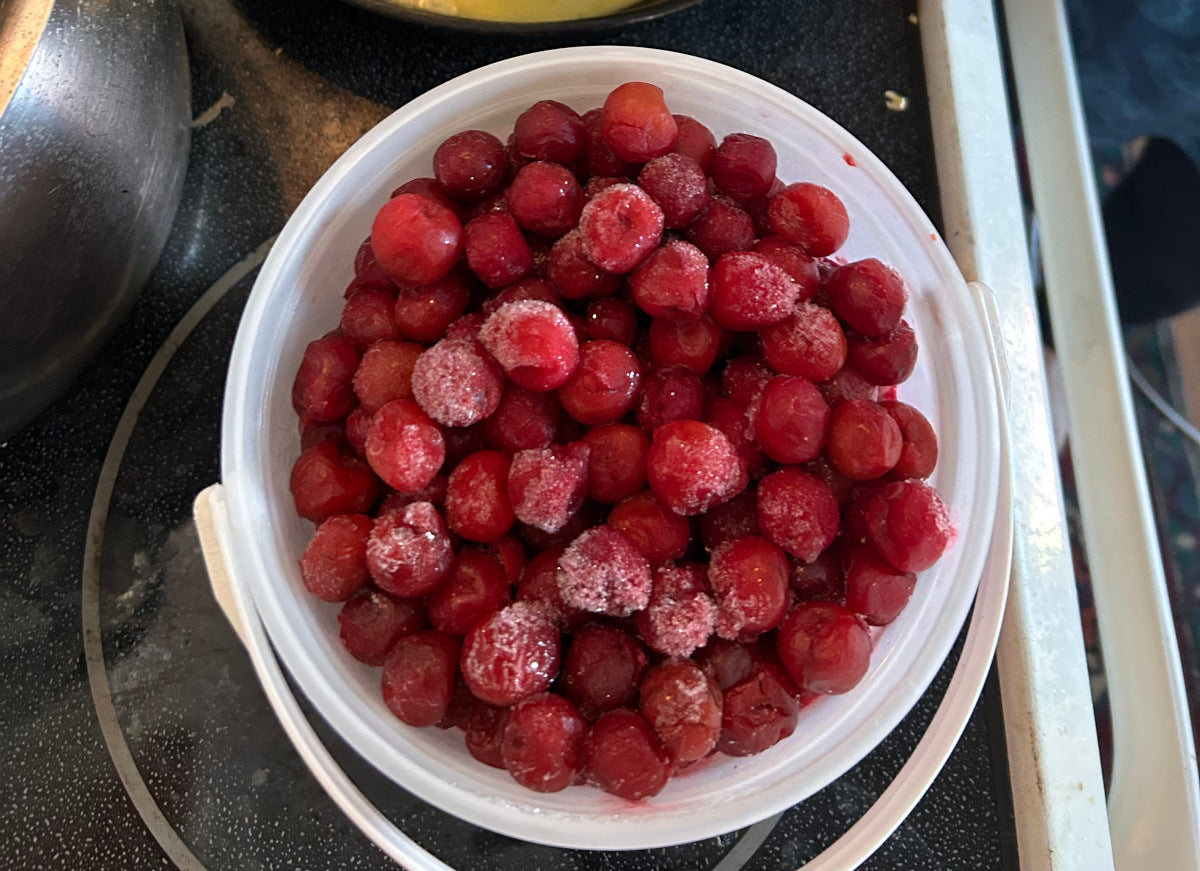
219;46;1003;851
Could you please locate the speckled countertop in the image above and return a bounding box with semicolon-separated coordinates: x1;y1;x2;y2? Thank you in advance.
0;0;1019;867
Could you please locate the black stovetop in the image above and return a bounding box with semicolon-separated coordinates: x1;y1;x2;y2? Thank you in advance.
0;0;1019;867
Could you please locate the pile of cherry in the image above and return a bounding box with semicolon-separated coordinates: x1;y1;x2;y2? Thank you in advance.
288;82;952;801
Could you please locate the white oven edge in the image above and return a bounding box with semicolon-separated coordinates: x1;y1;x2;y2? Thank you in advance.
921;0;1200;868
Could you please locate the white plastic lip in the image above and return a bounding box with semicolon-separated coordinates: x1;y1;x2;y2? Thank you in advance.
220;46;1003;850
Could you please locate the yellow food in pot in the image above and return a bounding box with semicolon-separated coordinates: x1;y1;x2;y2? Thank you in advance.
402;0;641;22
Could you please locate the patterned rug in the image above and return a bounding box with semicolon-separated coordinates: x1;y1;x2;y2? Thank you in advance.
1050;139;1200;786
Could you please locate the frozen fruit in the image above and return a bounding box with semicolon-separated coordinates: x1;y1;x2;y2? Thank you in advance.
557;339;642;425
352;340;422;413
288;84;957;801
428;549;512;635
646;419;743;516
382;631;461;727
433;130;509;202
582;107;634;177
638;153;710;229
711;133;777;203
557;526;652;617
861;480;953;572
648;315;723;374
756;467;840;564
761;302;847;383
818;365;879;407
607;490;691;566
636;365;705;432
767;183;850;257
546;228;623;300
583;297;639;346
378;474;448;515
826;399;903;481
704;396;766;481
826;258;907;337
582;175;627;200
843;543;916;625
481;383;560;453
464;700;507;768
300;514;374;602
366;501;454;598
479;300;580;392
437;678;475;730
685;195;756;259
752;235;819;299
693;637;756;691
460;602;561;707
754;375;830;465
562;623;649;718
845;320;918;386
584;709;671;800
775;602;870;694
639;659;722;763
481;276;559;316
512;100;585;166
507;161;585;237
516;547;585;631
881;400;938;480
708;536;789;641
578;183;664;274
340;287;401;350
698;488;760;552
364;398;446;493
338;588;428;666
709;251;800;331
464;211;534;289
501;692;587;792
393;270;473;343
371;193;463;286
601;82;677;163
507;442;590;534
293;334;360;425
444;450;515;543
718;662;799;755
517;501;601;552
635;564;717;657
300;420;347;452
411;339;504;427
628;239;710;320
290;440;380;522
390;177;461;218
353;237;397;291
580;423;649;504
789;548;846;603
722;355;775;407
480;533;526;585
671;114;717;170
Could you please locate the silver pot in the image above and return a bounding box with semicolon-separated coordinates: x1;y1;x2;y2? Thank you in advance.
0;0;190;438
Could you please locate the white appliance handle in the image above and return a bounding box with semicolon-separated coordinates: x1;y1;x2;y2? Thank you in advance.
1000;2;1200;869
922;0;1200;868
